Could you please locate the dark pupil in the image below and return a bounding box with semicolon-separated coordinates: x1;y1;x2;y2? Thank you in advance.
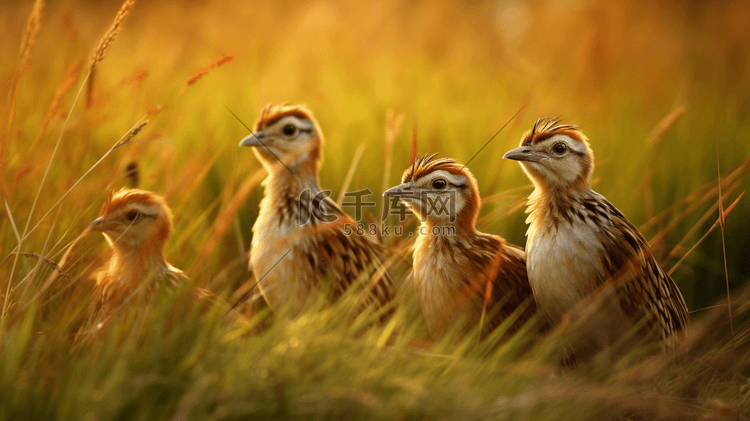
554;143;566;154
125;211;139;222
282;125;296;135
432;179;446;189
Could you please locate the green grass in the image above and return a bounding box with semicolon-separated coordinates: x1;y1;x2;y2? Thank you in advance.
1;0;749;419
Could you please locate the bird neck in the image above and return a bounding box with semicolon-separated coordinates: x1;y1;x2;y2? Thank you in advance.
422;217;477;237
526;182;595;229
258;164;332;229
416;218;479;255
421;192;479;237
258;147;321;180
412;222;501;298
263;165;323;203
104;244;170;288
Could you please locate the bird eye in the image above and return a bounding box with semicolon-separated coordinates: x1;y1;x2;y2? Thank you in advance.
432;179;447;190
282;124;297;136
552;142;567;155
124;210;140;222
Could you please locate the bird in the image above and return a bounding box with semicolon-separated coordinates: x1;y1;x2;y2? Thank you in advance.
88;188;185;320
383;154;536;338
239;103;394;315
503;118;689;358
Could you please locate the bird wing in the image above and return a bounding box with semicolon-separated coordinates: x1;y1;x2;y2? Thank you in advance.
459;234;535;332
585;193;689;344
303;197;395;308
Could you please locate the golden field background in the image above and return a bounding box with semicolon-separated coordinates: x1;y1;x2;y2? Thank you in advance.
1;0;749;419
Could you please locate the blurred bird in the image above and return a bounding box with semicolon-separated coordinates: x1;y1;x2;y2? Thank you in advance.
503;118;689;358
239;103;394;314
89;188;185;319
383;155;535;337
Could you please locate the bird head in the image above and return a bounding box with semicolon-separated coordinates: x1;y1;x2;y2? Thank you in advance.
383;154;480;230
503;118;594;192
239;103;323;175
89;188;173;255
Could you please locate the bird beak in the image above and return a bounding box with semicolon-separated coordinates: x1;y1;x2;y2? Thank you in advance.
88;217;114;232
503;146;541;163
383;182;413;197
239;130;265;147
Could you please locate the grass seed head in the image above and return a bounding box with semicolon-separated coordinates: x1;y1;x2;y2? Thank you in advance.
186;54;235;86
17;0;45;71
87;0;136;107
88;0;136;71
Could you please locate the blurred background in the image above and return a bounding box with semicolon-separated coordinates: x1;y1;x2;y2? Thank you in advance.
2;0;749;315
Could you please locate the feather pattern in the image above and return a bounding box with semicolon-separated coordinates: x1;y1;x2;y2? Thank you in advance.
511;120;689;357
247;104;394;314
413;229;533;336
396;155;536;337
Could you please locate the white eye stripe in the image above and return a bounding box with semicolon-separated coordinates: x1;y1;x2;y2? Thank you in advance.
539;134;586;152
124;204;160;217
421;170;467;187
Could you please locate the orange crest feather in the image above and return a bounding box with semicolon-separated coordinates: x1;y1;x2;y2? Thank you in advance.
100;188;167;216
254;103;315;131
521;117;588;146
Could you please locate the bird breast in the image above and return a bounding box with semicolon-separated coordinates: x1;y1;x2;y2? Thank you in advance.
250;201;316;310
413;235;485;335
526;218;607;323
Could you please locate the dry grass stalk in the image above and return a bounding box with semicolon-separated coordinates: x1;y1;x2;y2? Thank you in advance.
174;198;222;254
14;117;149;252
651;178;741;258
170;145;228;210
667;192;744;276
482;184;534;203
10;165;33;199
337;144;366;204
4;0;46;163
30;229;91;305
198;169;266;260
17;0;45;71
663;181;741;264
2;32;96;327
118;67;149;88
476;195;528;228
649;170;743;248
11;252;70;280
714;139;740;404
643;169;655;220
380;109;404;194
185;54;235;86
32;62;81;150
88;0;136;70
86;71;97;108
1;0;47;320
640;156;750;233
474;101;530;193
650;105;686;145
113;120;148;150
87;0;136;107
3;198;21;244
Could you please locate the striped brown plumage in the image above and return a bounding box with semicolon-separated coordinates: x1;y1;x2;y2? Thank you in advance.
504;118;689;358
240;103;394;315
384;155;535;337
